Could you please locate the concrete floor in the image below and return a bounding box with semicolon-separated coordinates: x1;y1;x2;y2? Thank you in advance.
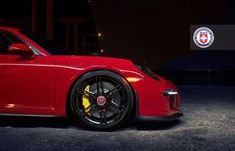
0;86;234;151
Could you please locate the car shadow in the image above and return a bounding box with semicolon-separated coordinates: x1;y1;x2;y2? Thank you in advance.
0;116;183;131
134;120;183;131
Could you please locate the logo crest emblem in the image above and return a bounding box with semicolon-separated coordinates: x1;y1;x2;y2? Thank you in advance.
193;27;214;48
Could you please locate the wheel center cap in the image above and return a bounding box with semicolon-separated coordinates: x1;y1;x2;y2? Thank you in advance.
96;96;107;106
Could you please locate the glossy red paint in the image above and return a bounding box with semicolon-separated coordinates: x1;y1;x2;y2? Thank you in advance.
8;43;31;52
8;43;35;59
0;27;182;119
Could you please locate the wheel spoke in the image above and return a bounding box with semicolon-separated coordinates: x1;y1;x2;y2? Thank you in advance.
103;110;107;125
99;109;107;125
108;103;121;114
100;77;104;94
77;88;96;101
110;101;120;109
86;104;98;115
95;76;105;94
106;84;122;97
108;103;127;115
95;75;100;94
83;102;95;112
119;108;127;114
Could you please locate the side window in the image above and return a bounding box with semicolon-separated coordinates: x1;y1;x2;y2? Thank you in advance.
0;31;24;55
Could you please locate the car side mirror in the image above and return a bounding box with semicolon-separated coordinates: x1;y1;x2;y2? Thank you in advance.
8;43;35;59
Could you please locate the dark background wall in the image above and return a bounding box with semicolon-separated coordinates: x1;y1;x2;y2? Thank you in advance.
0;0;99;55
92;0;231;68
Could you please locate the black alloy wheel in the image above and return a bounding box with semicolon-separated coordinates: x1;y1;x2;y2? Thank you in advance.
70;70;134;130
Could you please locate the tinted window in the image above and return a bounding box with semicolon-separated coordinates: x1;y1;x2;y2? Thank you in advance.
0;31;23;54
20;30;71;55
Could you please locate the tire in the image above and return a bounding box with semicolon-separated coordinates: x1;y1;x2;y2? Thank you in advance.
70;70;134;130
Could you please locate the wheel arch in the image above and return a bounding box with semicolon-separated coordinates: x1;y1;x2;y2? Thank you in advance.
65;68;137;121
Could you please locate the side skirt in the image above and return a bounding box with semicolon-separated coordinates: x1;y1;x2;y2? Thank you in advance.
0;113;64;118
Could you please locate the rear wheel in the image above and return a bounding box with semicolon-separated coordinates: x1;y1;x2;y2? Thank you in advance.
70;70;134;130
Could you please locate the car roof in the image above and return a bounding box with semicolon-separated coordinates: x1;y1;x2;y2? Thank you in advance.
0;26;20;32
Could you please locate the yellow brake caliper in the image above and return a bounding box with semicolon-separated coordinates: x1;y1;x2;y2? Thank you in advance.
82;85;91;114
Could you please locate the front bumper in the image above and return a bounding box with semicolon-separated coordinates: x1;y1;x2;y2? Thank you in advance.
162;89;179;111
136;111;183;122
134;88;183;122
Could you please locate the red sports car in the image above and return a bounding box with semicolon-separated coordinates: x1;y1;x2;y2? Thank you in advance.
0;27;182;130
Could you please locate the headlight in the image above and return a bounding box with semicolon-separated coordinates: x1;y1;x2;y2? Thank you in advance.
133;62;159;80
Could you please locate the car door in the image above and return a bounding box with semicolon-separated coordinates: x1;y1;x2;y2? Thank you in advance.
0;31;55;115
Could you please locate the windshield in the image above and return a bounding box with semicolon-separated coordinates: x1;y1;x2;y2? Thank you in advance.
20;30;72;55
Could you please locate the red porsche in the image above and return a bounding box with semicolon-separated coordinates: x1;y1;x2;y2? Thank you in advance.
0;27;182;130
